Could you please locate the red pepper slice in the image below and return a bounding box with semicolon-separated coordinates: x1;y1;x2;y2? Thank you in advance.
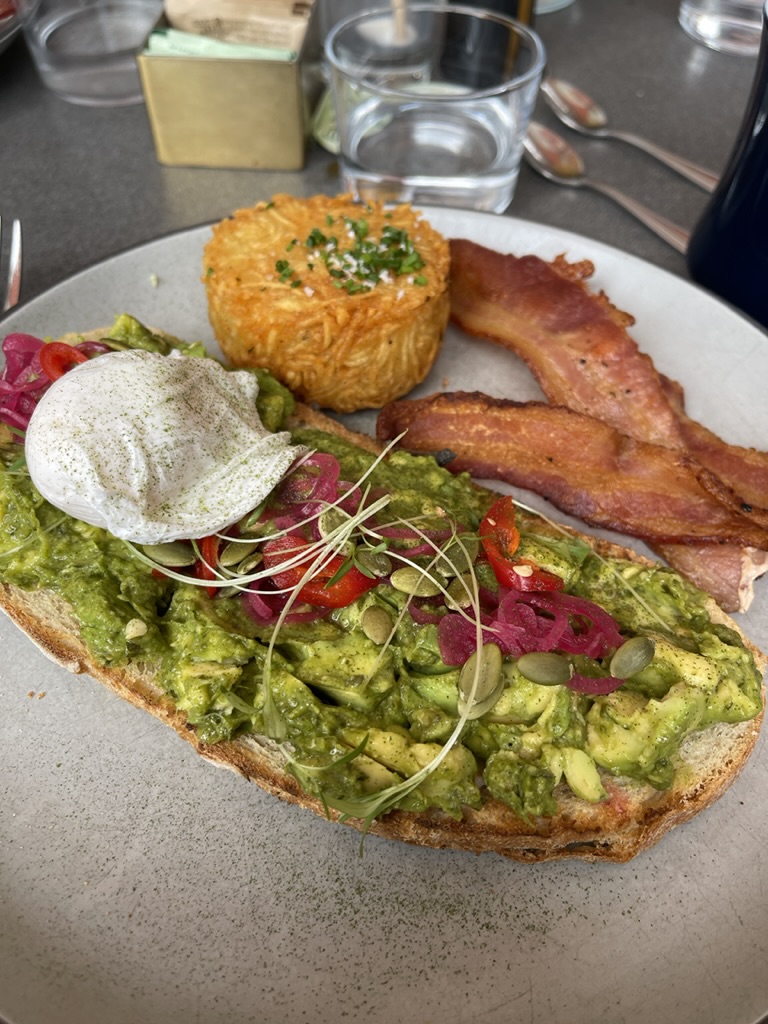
480;496;564;592
262;534;377;609
262;535;310;590
299;564;378;609
39;342;88;382
194;534;220;598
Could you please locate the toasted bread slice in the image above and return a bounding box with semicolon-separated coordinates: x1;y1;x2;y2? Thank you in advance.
2;544;762;863
1;373;764;863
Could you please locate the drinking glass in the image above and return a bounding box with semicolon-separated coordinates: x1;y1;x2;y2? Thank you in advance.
678;0;764;56
16;0;163;105
324;2;546;212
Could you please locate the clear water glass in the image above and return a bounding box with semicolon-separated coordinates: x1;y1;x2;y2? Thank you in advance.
324;3;546;213
16;0;163;105
678;0;764;56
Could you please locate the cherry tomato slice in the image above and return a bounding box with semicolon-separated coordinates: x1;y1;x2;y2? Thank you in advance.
262;535;377;609
480;496;520;561
480;496;564;592
299;563;377;609
39;342;88;382
262;535;311;590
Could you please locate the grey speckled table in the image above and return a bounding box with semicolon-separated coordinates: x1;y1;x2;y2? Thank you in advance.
2;5;768;1024
0;0;759;301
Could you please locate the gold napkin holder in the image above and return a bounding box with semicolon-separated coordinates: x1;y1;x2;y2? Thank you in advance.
137;14;320;171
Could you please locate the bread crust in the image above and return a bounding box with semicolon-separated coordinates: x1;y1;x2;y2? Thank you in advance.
1;394;765;863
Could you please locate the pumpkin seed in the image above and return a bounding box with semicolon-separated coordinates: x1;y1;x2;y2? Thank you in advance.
458;643;504;719
238;500;268;534
219;539;261;567
141;541;196;567
361;605;394;645
436;536;479;578
609;636;655;679
390;566;442;597
125;618;148;640
517;651;572;686
446;573;474;610
235;551;264;576
318;506;353;540
356;547;392;578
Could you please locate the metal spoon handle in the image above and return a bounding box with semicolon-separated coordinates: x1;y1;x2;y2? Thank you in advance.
584;178;691;253
607;129;719;192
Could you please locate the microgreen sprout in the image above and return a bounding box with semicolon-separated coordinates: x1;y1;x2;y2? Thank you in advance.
284;734;369;781
121;433;503;837
303;521;490;847
5;451;28;474
0;425;28;473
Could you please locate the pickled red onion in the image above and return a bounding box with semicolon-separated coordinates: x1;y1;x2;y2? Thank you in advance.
437;587;625;693
1;333;112;434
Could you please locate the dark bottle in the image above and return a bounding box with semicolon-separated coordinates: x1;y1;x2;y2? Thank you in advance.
686;2;768;330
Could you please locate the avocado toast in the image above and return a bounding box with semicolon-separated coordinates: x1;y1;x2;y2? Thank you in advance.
0;318;764;862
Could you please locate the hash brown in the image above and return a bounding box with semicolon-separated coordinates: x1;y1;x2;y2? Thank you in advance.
203;194;450;412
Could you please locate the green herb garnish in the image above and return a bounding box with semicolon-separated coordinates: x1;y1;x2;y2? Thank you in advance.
296;216;428;294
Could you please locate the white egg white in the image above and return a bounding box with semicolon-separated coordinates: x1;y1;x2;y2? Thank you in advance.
24;349;301;544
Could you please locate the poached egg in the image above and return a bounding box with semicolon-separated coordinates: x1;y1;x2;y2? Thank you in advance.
25;349;300;545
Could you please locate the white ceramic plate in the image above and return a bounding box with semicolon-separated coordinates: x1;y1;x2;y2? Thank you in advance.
1;210;767;1024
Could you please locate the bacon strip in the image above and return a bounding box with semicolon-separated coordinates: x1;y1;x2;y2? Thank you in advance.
448;239;768;609
673;415;768;510
376;393;768;549
449;241;688;448
450;239;768;505
651;542;768;612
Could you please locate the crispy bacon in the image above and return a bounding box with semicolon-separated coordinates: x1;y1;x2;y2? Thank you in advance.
449;239;768;504
673;415;768;510
449;241;687;448
376;393;768;549
650;542;768;612
447;239;768;609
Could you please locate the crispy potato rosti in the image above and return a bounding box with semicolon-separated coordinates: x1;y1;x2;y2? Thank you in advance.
203;194;450;412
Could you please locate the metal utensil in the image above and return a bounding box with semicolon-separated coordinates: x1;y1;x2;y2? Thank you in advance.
524;123;690;254
0;217;22;312
541;77;719;193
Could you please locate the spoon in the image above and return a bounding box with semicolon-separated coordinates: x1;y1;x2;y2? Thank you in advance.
524;122;690;254
541;77;719;193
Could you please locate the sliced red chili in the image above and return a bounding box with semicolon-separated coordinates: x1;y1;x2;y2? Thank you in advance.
262;535;311;591
194;534;220;598
262;534;377;609
39;342;88;382
299;563;377;609
480;496;564;592
496;558;565;592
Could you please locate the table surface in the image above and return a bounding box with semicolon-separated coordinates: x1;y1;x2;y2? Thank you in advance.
2;4;768;1024
0;0;760;303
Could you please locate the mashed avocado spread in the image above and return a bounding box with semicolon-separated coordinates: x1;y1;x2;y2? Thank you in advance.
0;317;763;823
